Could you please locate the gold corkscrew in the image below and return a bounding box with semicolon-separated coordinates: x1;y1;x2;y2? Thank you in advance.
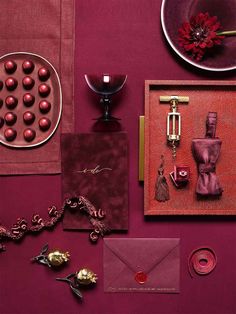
160;95;189;159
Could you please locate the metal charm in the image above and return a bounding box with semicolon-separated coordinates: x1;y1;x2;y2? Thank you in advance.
31;244;70;267
56;268;98;299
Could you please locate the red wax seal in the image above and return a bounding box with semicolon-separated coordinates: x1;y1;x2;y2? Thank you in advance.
0;117;4;128
23;111;35;125
38;67;50;81
5;96;18;109
39;100;51;113
4;128;17;141
22;76;35;90
39;117;51;131
134;271;147;284
4;60;17;74
5;77;18;91
22;60;35;74
4;112;17;126
38;83;51;97
23;128;36;142
23;93;35;106
0;80;3;91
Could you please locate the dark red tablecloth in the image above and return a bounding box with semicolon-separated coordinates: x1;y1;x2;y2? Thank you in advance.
0;1;236;314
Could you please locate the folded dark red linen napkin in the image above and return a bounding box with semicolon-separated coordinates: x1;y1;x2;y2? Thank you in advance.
0;0;74;175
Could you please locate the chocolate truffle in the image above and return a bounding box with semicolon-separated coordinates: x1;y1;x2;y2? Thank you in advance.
22;76;35;90
39;117;51;131
5;77;18;91
23;128;36;142
38;83;51;97
23;111;35;125
4;112;17;126
39;100;51;113
4;128;17;141
4;60;17;74
38;67;50;81
23;93;35;106
5;96;18;109
22;60;35;74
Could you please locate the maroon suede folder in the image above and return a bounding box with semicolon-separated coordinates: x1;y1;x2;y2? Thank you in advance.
61;132;129;231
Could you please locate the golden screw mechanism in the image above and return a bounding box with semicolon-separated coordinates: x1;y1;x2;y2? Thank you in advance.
160;95;189;159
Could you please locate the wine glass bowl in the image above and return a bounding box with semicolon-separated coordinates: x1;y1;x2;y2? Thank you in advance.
85;74;127;121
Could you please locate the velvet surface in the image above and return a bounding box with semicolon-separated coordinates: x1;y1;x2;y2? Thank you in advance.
62;132;128;231
0;1;236;314
192;139;223;196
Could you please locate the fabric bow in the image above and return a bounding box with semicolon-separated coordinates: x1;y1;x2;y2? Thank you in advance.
192;112;223;196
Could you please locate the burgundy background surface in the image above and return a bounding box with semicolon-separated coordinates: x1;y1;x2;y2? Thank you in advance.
0;1;236;314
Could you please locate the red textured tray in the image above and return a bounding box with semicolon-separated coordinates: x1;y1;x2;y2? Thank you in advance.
0;52;62;148
144;80;236;215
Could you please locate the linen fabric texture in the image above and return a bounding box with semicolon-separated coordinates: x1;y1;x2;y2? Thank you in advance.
0;0;75;175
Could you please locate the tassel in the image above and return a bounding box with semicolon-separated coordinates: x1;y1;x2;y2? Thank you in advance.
155;155;170;202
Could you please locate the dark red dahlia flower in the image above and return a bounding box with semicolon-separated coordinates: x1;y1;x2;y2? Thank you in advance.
178;12;224;61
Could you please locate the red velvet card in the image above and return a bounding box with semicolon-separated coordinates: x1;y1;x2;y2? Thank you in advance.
104;238;180;293
61;132;129;231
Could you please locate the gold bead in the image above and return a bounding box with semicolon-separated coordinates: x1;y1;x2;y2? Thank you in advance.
47;250;70;267
76;268;98;285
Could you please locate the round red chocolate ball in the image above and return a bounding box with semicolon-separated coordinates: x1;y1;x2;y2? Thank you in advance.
23;93;35;106
23;111;35;125
23;128;36;142
5;77;18;91
38;67;50;81
22;76;35;90
0;99;3;108
38;83;51;97
4;60;17;74
39;100;51;113
22;60;35;74
0;117;4;128
4;128;17;141
4;112;17;126
5;96;18;109
39;117;51;131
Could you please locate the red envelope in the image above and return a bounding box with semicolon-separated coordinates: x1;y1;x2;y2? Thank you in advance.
104;238;180;293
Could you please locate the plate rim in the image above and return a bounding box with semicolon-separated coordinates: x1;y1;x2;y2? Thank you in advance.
161;0;236;72
0;51;62;148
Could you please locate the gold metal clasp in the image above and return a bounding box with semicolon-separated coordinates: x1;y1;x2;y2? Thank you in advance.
160;95;189;159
